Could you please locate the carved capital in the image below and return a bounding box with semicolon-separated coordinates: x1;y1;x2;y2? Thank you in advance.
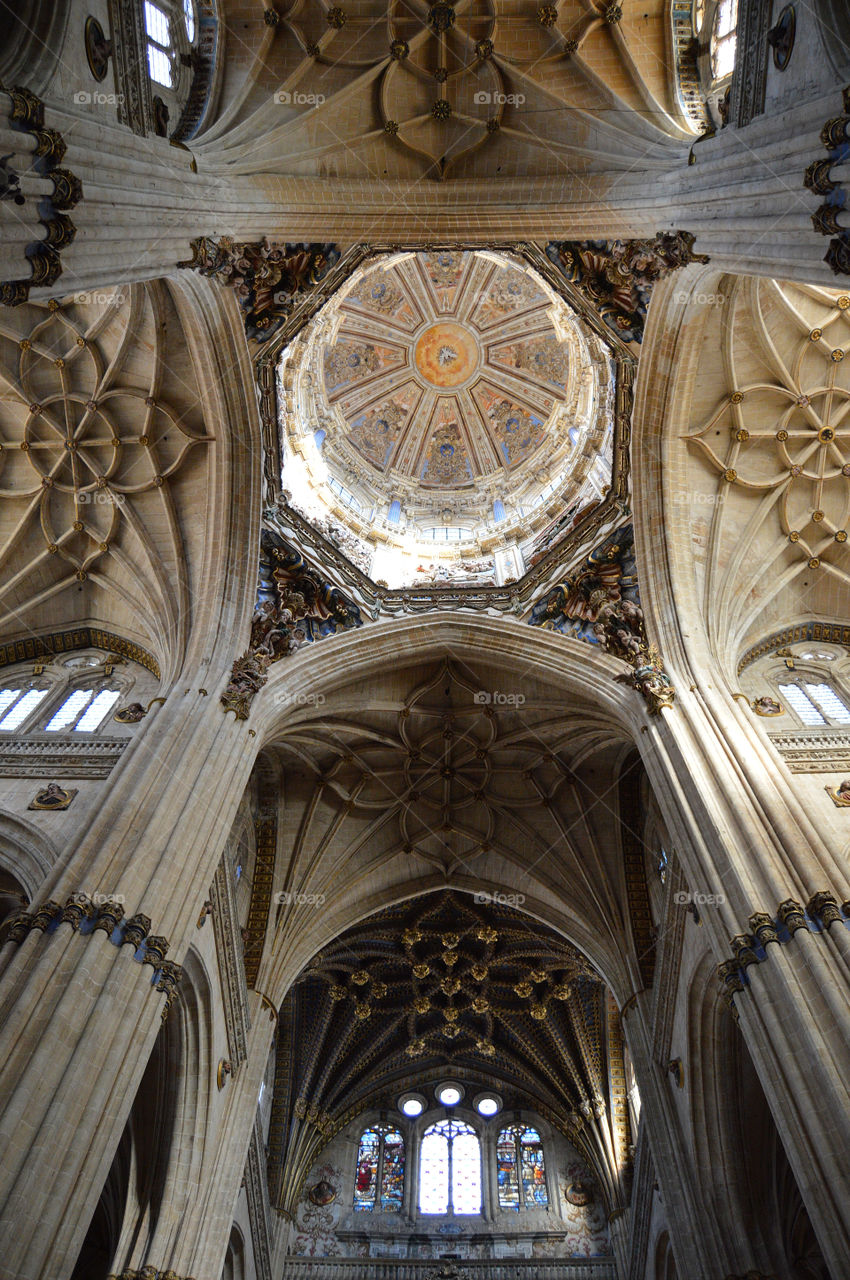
748;912;779;946
730;934;760;967
806;891;843;928
777;898;808;934
142;934;169;966
122;913;152;949
31;900;62;931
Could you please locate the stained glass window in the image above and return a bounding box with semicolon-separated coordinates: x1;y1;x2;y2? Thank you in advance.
354;1127;404;1212
497;1126;547;1210
381;1129;405;1211
419;1119;481;1215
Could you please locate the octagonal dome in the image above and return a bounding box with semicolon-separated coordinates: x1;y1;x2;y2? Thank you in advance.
279;250;615;587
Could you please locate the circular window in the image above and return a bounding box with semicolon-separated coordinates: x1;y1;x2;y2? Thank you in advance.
399;1093;426;1117
436;1082;464;1106
474;1093;502;1116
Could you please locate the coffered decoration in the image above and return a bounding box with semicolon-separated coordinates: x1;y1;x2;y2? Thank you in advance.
269;890;631;1217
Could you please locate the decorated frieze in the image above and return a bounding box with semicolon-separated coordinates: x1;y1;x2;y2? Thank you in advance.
6;892;182;1020
178;237;341;341
528;524;675;715
545;232;708;344
715;891;850;1010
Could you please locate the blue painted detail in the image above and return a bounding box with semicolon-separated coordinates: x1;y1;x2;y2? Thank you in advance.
493;500;506;522
313;429;326;448
388;500;402;524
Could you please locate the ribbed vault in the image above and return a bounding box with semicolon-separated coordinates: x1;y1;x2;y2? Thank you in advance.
270;890;632;1218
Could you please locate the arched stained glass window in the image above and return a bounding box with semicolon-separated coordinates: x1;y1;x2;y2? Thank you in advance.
419;1118;481;1215
353;1127;404;1212
497;1126;547;1210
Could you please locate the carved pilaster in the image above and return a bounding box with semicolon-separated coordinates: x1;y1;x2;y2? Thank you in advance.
729;0;772;127
245;1113;273;1280
211;853;250;1065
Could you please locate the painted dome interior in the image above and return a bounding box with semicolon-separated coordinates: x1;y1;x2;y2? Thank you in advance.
279;250;614;588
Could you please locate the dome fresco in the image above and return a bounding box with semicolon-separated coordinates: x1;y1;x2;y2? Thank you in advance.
279;250;614;586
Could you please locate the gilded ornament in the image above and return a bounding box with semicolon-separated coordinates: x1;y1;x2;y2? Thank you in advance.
840;296;850;308
442;949;458;967
476;1039;495;1055
529;968;548;983
832;348;846;361
441;976;461;995
748;912;779;946
405;1038;427;1056
730;391;744;403
470;963;488;981
414;996;432;1013
809;557;820;568
442;932;460;948
537;4;558;25
354;1001;371;1020
735;428;749;441
730;934;759;967
724;469;737;482
477;925;498;944
329;985;347;1001
216;1059;233;1089
812;509;825;522
390;39;409;59
472;996;489;1013
432;100;452;121
789;530;800;542
413;963;431;978
475;38;493;59
402;927;422;945
350;970;370;985
372;981;387;998
384;120;399;136
777;898;808;933
29;782;76;810
809;329;823;341
836;531;848;542
443;1006;459;1022
530;1001;548;1019
514;980;533;998
326;7;346;28
807;891;843;927
442;1023;460;1037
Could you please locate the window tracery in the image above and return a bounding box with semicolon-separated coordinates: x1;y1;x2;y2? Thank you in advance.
496;1125;548;1211
354;1127;404;1213
419;1118;481;1215
0;650;152;735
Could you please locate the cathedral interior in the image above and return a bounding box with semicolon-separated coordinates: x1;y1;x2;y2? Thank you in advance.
2;3;850;1279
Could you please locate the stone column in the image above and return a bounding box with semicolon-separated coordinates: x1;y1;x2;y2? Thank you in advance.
638;690;850;1278
619;998;721;1280
0;691;259;1280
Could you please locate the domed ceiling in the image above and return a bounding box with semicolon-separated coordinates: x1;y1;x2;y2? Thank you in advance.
279;250;614;586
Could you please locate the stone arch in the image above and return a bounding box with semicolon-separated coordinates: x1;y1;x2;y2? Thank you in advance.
0;809;56;899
